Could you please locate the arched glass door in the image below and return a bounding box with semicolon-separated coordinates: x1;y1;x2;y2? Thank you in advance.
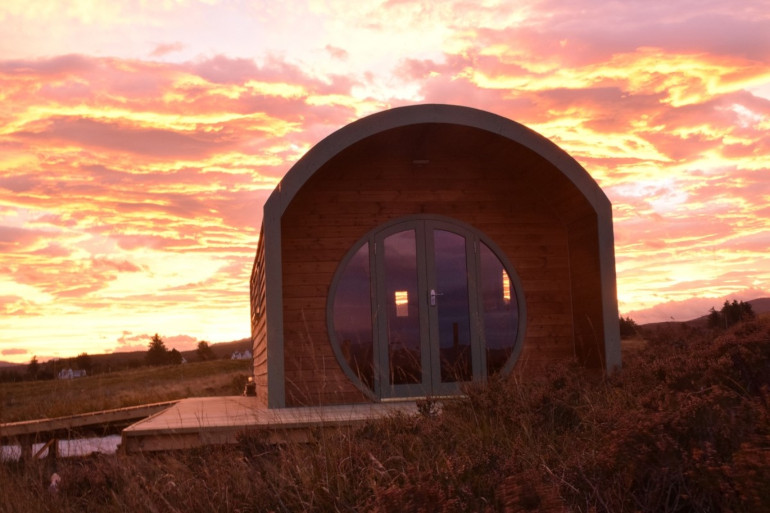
330;216;523;399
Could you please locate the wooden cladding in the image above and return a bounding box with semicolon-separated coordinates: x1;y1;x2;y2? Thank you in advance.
250;227;268;407
251;111;618;408
273;124;602;406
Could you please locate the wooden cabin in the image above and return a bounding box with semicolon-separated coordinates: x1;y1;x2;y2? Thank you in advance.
250;104;620;408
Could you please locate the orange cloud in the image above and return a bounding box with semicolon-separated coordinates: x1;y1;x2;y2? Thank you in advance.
1;1;769;361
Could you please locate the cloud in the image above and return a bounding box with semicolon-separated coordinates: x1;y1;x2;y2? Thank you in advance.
1;348;28;356
0;0;768;366
14;117;236;159
325;45;348;60
0;54;95;76
519;1;770;64
150;42;185;58
0;226;46;251
164;334;198;351
0;295;41;316
627;287;770;324
113;331;198;353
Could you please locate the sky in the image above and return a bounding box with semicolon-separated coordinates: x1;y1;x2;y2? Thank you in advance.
1;0;769;364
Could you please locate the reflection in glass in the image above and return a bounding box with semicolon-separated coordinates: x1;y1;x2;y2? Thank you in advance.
480;242;519;375
383;230;422;385
332;243;374;388
433;230;472;382
502;270;511;304
394;290;409;317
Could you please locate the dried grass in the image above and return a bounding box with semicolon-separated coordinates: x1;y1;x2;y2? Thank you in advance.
2;319;769;512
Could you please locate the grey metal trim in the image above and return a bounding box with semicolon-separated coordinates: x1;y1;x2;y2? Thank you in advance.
598;207;622;371
263;210;285;408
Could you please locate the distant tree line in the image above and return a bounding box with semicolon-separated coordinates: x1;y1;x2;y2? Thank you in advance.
619;316;640;339
708;300;755;330
0;352;94;383
1;335;242;383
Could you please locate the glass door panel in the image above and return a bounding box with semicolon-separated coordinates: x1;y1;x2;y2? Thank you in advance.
431;229;472;384
479;242;519;375
382;229;423;386
332;242;374;389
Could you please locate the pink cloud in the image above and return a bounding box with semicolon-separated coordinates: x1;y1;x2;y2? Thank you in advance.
113;332;149;353
113;332;198;353
14;117;236;159
0;54;95;77
0;4;767;353
192;55;261;84
32;243;72;258
0;226;47;251
164;335;198;351
150;42;185;57
0;295;39;317
520;1;770;63
325;45;348;60
1;347;28;356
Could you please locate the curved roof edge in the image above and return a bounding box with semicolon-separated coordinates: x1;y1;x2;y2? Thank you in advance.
264;103;612;219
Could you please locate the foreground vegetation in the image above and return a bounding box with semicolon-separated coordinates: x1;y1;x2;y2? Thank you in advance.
0;359;251;423
2;319;769;512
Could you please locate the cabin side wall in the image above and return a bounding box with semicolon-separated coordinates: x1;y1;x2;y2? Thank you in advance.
279;125;586;406
250;228;269;408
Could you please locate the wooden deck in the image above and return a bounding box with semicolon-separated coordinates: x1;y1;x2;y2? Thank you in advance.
0;401;180;444
0;401;180;460
121;397;418;453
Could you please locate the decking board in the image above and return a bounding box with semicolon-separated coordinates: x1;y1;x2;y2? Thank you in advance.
121;397;418;453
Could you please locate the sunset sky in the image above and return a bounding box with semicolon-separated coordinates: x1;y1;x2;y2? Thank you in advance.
1;1;769;364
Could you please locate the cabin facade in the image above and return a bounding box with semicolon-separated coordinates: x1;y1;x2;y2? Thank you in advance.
250;104;620;408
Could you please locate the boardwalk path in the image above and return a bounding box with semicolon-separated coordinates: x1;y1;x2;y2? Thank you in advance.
121;397;417;453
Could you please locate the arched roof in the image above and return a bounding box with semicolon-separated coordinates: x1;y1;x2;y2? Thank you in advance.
265;103;612;220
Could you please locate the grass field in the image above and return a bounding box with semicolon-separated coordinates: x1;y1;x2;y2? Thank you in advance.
1;320;769;512
0;359;251;423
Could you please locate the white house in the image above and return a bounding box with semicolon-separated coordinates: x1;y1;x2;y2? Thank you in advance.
231;350;252;360
58;368;87;380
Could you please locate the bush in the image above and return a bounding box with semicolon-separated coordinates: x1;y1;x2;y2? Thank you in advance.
2;319;769;512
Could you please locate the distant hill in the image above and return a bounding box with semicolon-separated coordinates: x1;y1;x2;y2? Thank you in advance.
87;338;252;369
641;297;770;330
0;338;252;374
181;338;252;362
748;297;770;315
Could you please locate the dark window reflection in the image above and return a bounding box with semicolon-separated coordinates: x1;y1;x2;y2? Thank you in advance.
383;230;422;385
333;243;374;388
433;230;472;382
480;242;519;375
332;222;521;395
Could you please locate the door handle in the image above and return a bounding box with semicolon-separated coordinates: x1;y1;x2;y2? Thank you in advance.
430;289;443;306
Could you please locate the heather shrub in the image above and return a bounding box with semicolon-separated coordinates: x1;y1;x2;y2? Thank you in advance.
1;318;768;512
557;318;770;512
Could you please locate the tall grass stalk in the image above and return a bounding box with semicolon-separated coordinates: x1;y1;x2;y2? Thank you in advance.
2;319;769;512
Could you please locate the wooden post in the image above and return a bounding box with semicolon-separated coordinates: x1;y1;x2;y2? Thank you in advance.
34;438;56;460
19;435;33;462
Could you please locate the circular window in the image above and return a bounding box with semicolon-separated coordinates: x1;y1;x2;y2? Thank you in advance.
328;216;525;399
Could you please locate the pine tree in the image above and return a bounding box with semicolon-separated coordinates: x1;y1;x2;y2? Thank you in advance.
146;334;169;366
27;355;39;380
